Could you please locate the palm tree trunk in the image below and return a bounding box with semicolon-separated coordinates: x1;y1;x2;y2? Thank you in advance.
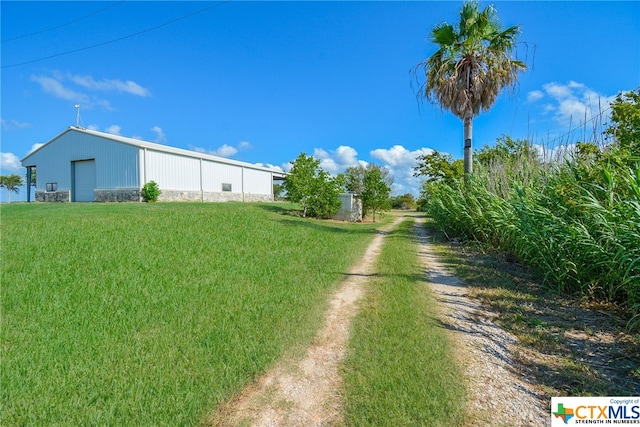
463;115;473;175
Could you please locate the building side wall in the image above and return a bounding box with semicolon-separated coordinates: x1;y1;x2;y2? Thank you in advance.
24;132;140;193
201;161;243;193
143;152;274;198
144;150;200;191
243;168;273;195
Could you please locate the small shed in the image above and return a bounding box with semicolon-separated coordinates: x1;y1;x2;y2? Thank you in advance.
21;127;286;203
332;193;363;222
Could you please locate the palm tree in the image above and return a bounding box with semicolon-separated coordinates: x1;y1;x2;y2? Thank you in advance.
0;174;25;203
416;1;526;175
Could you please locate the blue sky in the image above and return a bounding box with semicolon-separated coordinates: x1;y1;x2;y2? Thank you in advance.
2;1;639;202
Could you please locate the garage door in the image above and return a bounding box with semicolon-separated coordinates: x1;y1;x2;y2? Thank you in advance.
73;160;96;202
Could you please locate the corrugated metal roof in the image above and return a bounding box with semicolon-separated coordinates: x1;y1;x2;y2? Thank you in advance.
22;126;287;177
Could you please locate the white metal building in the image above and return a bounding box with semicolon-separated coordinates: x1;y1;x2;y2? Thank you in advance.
21;127;286;203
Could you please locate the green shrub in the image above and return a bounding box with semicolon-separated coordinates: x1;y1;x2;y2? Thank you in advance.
141;181;161;202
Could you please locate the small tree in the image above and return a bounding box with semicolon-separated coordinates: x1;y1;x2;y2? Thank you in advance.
414;151;463;211
283;153;341;218
141;181;161;202
342;164;392;221
0;174;24;203
414;150;464;185
361;165;392;222
605;87;640;153
343;165;366;194
284;153;319;217
391;193;416;210
308;169;342;218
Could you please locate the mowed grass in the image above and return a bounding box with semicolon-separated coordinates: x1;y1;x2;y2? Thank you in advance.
341;216;466;427
1;202;383;426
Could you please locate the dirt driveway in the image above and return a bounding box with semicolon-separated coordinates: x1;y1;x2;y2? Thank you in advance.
207;214;637;426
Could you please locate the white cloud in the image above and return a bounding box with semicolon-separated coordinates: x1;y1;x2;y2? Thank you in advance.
87;124;100;131
31;74;89;104
370;145;432;168
543;82;573;99
370;145;434;195
213;144;238;157
31;71;148;110
1;118;32;130
313;146;365;175
307;144;434;196
537;81;615;127
68;74;151;97
105;125;122;135
527;90;544;103
28;143;45;154
254;162;284;172
193;144;238;157
190;140;253;158
0;152;21;172
150;126;166;144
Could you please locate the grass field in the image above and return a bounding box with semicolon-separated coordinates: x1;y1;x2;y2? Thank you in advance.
341;216;466;426
1;202;384;426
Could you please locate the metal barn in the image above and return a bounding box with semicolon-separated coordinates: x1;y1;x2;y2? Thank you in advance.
21;127;286;203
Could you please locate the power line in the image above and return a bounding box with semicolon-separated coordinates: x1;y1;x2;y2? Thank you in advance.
1;1;232;69
1;1;126;43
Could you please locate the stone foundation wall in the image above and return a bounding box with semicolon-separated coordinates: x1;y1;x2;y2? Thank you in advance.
160;190;273;203
242;193;274;202
36;191;70;202
158;190;204;202
33;189;273;203
95;189;141;202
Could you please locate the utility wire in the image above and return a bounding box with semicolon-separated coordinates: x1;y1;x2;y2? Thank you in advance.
2;1;232;69
2;1;126;43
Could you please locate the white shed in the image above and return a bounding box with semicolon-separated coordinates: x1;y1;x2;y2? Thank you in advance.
21;127;286;203
332;193;363;222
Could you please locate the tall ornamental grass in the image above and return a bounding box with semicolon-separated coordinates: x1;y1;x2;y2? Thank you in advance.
425;145;640;329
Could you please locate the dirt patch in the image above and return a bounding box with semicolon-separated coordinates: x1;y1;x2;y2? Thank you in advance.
207;217;403;427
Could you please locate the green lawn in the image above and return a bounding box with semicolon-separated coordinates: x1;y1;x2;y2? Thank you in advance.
342;216;466;426
1;202;383;426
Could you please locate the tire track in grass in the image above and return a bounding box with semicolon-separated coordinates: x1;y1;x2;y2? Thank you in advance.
207;217;404;427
